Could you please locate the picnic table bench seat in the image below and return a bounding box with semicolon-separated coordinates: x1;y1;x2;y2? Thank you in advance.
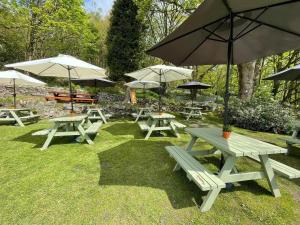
171;121;186;129
138;121;150;131
131;113;149;118
19;115;40;121
166;146;225;191
247;155;300;179
286;137;300;145
85;121;102;135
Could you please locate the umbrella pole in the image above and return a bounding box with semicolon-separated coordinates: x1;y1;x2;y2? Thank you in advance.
143;84;146;107
224;12;234;127
67;67;74;113
159;71;162;113
13;79;16;108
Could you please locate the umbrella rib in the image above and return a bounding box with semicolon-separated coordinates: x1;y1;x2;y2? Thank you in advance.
203;27;227;41
178;18;228;65
37;63;58;75
168;69;192;79
233;7;268;40
146;16;229;54
236;14;300;38
221;0;232;12
236;0;300;15
234;24;262;41
137;68;159;81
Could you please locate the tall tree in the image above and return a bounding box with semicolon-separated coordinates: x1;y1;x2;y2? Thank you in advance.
106;0;144;81
237;61;257;100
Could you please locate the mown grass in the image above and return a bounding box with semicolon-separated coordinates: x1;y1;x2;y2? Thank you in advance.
0;116;300;225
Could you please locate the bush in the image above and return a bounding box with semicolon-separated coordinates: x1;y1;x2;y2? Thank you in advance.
227;97;295;134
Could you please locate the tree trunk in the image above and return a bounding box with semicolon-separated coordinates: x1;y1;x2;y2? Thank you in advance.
237;60;256;100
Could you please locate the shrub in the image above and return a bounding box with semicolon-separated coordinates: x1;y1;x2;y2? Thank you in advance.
227;97;295;134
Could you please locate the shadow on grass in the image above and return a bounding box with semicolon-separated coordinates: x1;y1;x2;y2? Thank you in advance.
103;121;186;139
12;129;98;149
103;122;144;138
98;140;205;209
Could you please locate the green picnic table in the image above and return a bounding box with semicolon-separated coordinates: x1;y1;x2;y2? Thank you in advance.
138;113;186;140
87;108;111;124
132;107;152;122
166;127;300;212
0;108;39;127
286;120;300;152
32;115;102;150
180;106;206;120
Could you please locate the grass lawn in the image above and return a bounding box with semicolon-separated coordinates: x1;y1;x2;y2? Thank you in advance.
1;116;300;225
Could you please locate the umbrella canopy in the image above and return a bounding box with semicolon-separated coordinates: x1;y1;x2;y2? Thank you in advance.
177;81;212;106
125;81;160;89
125;65;193;82
5;54;106;78
125;65;193;112
264;64;300;81
146;0;300;125
72;78;115;88
177;81;211;89
5;54;106;111
0;70;46;107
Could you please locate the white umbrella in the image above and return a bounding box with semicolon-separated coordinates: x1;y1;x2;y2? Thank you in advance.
125;80;160;89
0;70;46;107
125;81;160;105
125;65;193;112
5;54;106;111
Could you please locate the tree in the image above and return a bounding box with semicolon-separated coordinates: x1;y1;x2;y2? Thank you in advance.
237;61;257;100
106;0;144;81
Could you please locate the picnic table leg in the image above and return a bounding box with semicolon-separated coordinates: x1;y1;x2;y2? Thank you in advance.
135;109;143;122
259;155;281;198
200;188;222;212
98;109;107;124
77;123;94;145
218;155;236;180
145;119;157;140
186;110;193;121
41;125;59;150
185;136;198;151
170;121;180;138
10;111;25;127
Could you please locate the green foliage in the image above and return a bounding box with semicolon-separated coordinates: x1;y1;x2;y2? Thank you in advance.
106;0;144;81
227;97;295;134
223;124;232;132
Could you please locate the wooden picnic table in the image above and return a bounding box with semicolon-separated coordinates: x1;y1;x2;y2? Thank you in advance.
132;107;152;122
32;115;102;150
180;106;205;120
166;127;300;212
138;113;186;140
45;91;97;104
0;108;39;127
87;108;111;124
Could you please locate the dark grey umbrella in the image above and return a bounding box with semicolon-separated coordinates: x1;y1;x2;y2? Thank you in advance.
264;64;300;81
72;78;115;88
147;0;300;126
177;81;211;106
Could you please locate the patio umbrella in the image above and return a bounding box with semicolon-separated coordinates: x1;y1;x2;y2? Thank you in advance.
264;64;300;81
125;65;193;112
72;78;115;88
125;81;160;104
177;81;211;106
147;0;300;126
5;54;106;112
0;70;46;108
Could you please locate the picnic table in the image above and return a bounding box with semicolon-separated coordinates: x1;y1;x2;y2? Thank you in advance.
180;106;206;120
166;127;300;212
286;120;300;152
32;115;102;150
87;108;111;124
132;107;152;122
0;108;39;127
45;91;97;104
138;113;186;140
